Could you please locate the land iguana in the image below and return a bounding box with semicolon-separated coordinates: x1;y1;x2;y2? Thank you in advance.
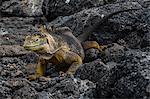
23;8;140;80
23;26;101;80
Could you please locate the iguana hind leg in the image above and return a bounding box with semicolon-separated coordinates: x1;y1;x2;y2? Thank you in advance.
82;41;109;51
82;41;100;50
82;41;109;62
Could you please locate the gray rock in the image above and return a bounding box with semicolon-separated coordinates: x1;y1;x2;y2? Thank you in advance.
84;48;100;62
34;77;96;99
0;17;41;45
76;45;150;98
0;78;37;99
13;85;38;99
42;0;103;21
142;32;150;48
115;0;150;8
75;58;120;97
48;1;150;49
1;0;44;16
98;49;150;98
0;85;12;99
124;32;142;49
48;1;142;37
101;43;126;62
75;59;109;83
0;0;150;98
0;45;30;57
113;72;150;98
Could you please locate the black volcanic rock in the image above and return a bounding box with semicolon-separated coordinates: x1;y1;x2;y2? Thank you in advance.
0;0;44;16
76;46;150;98
42;0;103;21
47;1;150;49
0;0;150;98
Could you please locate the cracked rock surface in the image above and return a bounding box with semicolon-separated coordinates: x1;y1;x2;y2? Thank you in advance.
0;0;150;98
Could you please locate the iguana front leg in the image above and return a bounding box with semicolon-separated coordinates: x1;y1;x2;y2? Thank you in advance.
64;51;82;75
65;51;82;75
28;57;48;80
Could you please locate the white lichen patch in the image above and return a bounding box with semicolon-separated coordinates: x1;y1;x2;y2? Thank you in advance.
22;0;44;16
65;0;70;4
146;55;150;60
0;28;9;35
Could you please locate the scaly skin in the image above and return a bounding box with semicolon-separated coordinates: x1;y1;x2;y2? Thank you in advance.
24;25;101;80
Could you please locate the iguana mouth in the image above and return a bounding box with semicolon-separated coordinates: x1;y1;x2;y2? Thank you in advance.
23;41;47;49
23;45;45;51
23;45;37;49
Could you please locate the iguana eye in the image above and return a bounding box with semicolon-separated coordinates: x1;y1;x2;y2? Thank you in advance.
35;38;40;42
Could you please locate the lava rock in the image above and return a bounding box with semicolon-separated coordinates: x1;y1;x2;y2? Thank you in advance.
33;77;96;99
0;17;43;45
1;0;44;16
97;49;150;98
48;1;142;37
84;48;100;62
0;45;30;57
76;46;150;98
0;85;12;99
75;59;110;83
113;72;149;98
0;0;150;98
115;0;150;8
0;78;37;99
42;0;103;21
12;85;38;99
48;1;150;49
75;58;120;98
101;43;127;62
124;32;142;49
142;32;150;48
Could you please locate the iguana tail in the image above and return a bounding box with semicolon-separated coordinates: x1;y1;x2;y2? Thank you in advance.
77;8;140;42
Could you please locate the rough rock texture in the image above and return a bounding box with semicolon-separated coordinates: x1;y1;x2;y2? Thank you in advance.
48;1;142;36
0;0;150;98
0;45;30;57
0;17;44;45
76;45;150;98
35;77;96;99
142;32;150;48
48;1;150;49
75;59;110;83
42;0;103;21
0;74;96;99
115;0;150;8
99;49;150;98
1;0;44;16
0;50;96;98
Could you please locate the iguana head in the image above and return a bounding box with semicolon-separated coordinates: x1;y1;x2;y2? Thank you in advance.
23;25;70;57
24;25;58;54
23;34;49;52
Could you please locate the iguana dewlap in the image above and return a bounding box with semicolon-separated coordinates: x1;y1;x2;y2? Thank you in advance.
23;25;100;80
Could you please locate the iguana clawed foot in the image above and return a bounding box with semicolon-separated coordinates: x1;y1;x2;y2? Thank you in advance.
27;75;40;81
27;75;51;81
